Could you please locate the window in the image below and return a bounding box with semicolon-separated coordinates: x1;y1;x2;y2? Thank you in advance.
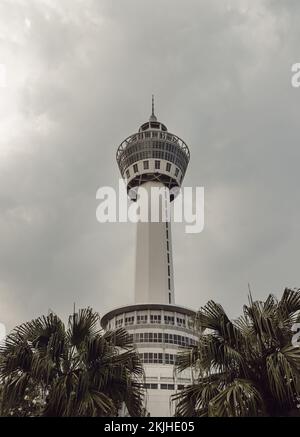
141;353;163;364
134;332;193;347
126;170;130;179
166;162;171;172
177;317;186;327
144;383;158;389
164;315;174;325
152;354;162;364
161;384;175;390
149;122;159;129
164;333;188;346
150;314;161;324
168;278;171;290
137;315;148;324
141;123;149;131
116;319;123;327
169;292;171;304
125;316;134;326
155;160;160;170
178;385;185;390
133;164;138;173
143;160;149;170
169;334;174;344
175;168;179;177
154;353;163;364
165;354;175;365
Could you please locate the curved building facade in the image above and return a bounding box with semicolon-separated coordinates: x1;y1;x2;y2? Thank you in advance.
101;304;196;417
101;99;196;416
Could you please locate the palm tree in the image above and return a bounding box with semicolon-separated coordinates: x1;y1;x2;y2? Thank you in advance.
173;288;300;417
0;308;144;417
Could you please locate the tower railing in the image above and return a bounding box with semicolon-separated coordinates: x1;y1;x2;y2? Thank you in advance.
116;131;190;177
116;131;190;162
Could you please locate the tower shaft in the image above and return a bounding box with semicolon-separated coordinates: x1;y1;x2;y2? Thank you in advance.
135;181;174;304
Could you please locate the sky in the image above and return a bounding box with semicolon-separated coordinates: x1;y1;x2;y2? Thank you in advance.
0;0;300;332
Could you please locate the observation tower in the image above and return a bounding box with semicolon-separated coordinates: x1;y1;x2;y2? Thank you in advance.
101;98;196;416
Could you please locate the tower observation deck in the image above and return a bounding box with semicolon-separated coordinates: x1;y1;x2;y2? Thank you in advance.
101;99;196;416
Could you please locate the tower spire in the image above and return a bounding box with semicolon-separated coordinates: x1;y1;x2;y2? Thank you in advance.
149;94;157;122
152;94;155;117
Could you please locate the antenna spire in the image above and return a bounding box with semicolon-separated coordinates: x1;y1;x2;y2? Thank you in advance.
149;94;157;121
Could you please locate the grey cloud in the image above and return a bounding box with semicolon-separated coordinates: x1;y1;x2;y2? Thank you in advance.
0;0;299;331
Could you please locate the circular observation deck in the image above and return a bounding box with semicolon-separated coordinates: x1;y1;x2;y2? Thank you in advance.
116;118;190;199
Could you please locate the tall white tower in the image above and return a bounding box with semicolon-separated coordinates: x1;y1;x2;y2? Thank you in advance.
101;99;196;416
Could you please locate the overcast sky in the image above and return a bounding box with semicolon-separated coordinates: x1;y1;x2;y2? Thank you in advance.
0;0;300;331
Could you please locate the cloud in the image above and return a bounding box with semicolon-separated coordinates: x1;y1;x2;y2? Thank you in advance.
0;0;299;330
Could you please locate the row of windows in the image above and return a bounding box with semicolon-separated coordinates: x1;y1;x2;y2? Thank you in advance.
139;352;177;365
139;122;168;132
143;383;186;390
126;160;180;179
121;151;187;174
115;314;186;327
129;332;197;347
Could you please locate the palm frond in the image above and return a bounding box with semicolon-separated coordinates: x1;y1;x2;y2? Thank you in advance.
278;288;300;316
208;379;264;417
103;328;133;349
68;308;100;348
266;349;300;406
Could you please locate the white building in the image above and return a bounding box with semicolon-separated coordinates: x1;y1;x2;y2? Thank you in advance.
101;99;196;417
